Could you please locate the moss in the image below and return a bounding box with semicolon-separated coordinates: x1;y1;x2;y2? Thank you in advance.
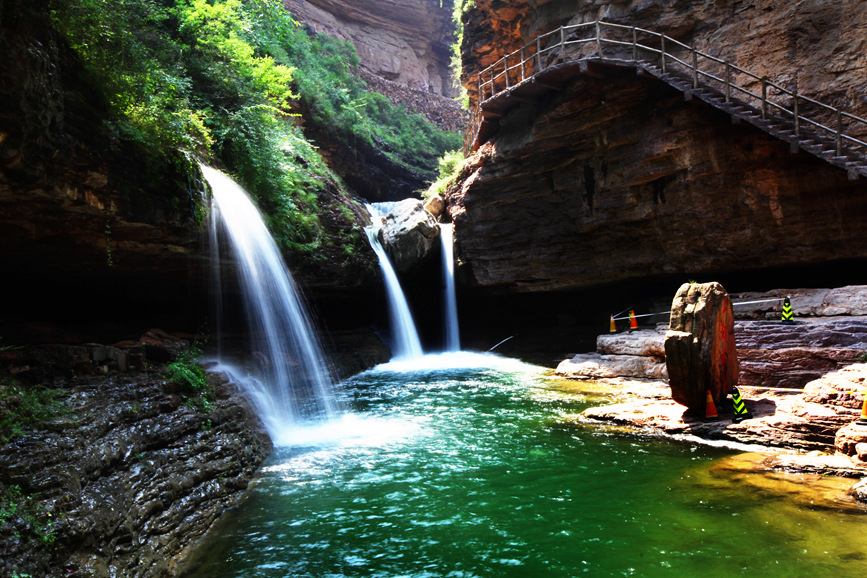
0;379;68;445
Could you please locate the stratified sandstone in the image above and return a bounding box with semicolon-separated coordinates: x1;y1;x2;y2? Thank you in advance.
0;339;272;578
448;1;867;294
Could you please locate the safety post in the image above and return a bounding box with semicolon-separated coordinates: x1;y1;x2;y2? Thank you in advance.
629;310;638;329
730;385;749;423
781;296;794;323
609;316;616;333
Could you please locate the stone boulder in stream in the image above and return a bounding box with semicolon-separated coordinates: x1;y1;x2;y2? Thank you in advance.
378;199;440;272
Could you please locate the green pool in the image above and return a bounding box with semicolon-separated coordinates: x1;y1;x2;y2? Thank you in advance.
180;353;867;577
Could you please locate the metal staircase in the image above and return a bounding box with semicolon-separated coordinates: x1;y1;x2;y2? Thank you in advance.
463;21;867;180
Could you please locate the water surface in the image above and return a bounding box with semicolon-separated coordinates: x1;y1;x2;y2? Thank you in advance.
181;353;867;577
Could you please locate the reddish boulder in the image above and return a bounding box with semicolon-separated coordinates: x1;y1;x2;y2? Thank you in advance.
665;282;739;414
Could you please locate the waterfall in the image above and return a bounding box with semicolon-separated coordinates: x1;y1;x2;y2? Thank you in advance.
202;165;340;440
365;204;424;360
440;223;460;352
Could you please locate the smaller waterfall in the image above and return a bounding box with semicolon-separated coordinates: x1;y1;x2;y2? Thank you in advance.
203;165;340;441
440;223;460;352
365;204;423;360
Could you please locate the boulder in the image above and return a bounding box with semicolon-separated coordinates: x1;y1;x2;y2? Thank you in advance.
664;282;739;414
378;199;440;272
423;194;445;218
596;329;666;357
836;423;867;457
850;478;867;503
555;352;667;380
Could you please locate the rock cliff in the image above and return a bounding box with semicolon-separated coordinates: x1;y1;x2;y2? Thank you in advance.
0;336;272;577
285;0;458;98
0;0;380;344
449;0;867;294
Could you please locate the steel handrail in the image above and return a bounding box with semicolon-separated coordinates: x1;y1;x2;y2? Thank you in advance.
464;20;867;159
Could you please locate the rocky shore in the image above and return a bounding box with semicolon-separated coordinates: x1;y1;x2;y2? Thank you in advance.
555;286;867;501
0;332;272;577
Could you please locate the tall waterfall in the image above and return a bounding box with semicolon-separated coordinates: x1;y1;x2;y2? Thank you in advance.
365;204;423;360
202;165;340;440
440;223;460;352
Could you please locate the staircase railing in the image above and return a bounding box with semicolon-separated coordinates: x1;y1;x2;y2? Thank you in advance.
463;20;867;160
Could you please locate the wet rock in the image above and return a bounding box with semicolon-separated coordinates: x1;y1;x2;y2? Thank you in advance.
378;198;441;272
139;329;190;363
665;282;739;414
849;477;867;503
0;353;272;578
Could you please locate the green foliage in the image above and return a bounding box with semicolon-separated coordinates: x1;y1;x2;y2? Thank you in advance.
166;343;215;411
450;0;474;109
265;21;461;173
424;149;465;198
0;485;57;548
49;0;459;258
0;380;67;444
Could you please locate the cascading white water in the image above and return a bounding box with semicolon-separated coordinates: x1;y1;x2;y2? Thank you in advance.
440;223;460;352
365;204;424;360
202;165;340;441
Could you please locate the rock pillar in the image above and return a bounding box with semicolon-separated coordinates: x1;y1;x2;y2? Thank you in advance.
664;282;739;414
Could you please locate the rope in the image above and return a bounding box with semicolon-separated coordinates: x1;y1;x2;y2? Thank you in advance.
611;297;786;321
731;297;785;306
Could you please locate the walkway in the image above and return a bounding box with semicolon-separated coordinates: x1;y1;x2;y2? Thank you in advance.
463;21;867;180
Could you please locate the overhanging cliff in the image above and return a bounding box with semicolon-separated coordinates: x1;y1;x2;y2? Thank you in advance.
448;0;867;294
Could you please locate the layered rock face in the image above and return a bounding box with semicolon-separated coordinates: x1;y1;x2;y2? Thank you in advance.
449;0;867;294
460;0;867;121
0;337;272;577
285;0;458;98
0;0;208;342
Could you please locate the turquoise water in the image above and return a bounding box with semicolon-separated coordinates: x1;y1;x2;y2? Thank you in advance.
181;353;867;577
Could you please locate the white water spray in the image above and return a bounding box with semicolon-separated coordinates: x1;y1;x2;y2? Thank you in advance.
440;223;460;352
364;204;424;360
202;165;340;440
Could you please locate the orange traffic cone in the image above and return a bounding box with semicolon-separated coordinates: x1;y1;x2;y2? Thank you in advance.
629;310;638;330
857;392;867;426
704;389;720;421
609;316;616;332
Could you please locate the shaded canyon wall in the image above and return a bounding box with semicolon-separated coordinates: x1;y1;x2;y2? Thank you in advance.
449;0;867;295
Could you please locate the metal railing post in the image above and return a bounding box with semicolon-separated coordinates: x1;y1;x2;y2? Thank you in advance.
724;61;731;103
632;26;637;61
660;35;666;73
535;37;542;72
761;76;767;120
793;86;799;135
520;47;525;82
692;47;698;89
504;54;510;89
596;21;603;57
837;109;843;156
